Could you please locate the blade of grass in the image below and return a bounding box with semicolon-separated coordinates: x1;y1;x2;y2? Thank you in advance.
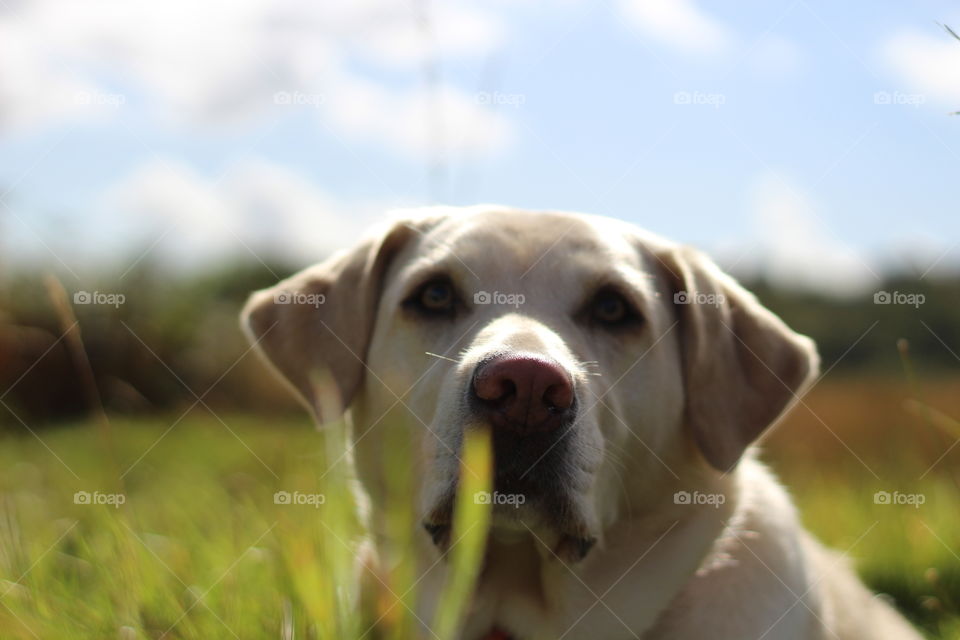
430;427;492;640
939;24;960;114
904;400;960;440
43;275;118;473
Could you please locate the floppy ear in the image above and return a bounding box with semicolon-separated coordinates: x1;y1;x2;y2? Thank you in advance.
241;219;420;423
656;246;819;472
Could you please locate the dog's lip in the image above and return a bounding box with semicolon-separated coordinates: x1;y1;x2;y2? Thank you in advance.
553;533;596;562
422;521;451;548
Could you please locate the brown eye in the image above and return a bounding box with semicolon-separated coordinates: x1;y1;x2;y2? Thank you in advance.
421;281;453;311
593;293;626;324
588;288;643;329
403;278;460;318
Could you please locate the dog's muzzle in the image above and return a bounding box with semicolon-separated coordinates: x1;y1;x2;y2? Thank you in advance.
422;352;595;563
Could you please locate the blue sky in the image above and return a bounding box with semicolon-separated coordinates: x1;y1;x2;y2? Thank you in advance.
1;0;959;294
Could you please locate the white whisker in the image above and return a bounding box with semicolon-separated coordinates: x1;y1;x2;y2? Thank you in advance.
425;351;459;363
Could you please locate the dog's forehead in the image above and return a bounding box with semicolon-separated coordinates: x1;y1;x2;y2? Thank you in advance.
416;209;637;274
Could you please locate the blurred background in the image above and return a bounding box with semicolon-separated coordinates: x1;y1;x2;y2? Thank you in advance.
1;0;959;638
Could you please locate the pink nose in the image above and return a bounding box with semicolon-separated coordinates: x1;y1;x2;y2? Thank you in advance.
472;354;575;433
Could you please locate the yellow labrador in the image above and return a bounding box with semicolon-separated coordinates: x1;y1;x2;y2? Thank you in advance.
243;206;921;640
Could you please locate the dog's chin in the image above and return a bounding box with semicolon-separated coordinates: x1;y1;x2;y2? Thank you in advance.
422;487;597;564
488;504;597;563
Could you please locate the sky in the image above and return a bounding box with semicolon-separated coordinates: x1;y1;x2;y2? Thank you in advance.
1;0;959;295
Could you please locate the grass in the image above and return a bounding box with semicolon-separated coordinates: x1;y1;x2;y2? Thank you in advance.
0;377;958;639
766;376;960;638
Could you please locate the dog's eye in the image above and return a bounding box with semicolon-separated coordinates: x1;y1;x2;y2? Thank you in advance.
404;278;459;317
421;282;453;310
589;289;642;328
594;294;626;323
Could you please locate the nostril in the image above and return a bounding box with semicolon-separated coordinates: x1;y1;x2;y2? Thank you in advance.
474;370;516;404
543;381;574;411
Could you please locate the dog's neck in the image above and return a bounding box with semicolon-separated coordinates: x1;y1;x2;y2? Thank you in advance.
452;470;739;640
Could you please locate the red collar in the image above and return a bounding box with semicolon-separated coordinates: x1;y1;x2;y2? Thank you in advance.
482;628;514;640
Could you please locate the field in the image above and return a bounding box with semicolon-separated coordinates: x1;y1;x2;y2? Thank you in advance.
0;377;958;639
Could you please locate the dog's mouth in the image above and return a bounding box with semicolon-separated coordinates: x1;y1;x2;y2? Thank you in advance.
422;505;596;564
422;425;597;563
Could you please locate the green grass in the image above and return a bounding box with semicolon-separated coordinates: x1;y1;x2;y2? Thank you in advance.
765;376;960;639
784;469;960;639
0;404;957;639
0;413;485;640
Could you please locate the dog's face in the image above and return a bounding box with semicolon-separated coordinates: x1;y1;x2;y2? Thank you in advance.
243;207;817;561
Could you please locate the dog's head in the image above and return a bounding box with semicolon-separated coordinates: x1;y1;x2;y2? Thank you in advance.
242;207;817;561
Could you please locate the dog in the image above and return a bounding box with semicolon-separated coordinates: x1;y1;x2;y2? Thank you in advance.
242;206;922;640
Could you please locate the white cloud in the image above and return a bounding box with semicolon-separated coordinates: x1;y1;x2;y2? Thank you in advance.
880;28;960;107
0;0;512;157
101;158;393;268
323;75;512;158
227;160;388;258
619;0;731;55
740;172;878;296
104;162;239;262
0;19;99;133
358;5;503;68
